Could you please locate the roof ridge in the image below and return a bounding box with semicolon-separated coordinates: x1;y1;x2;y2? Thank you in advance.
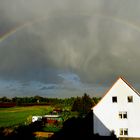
119;76;140;96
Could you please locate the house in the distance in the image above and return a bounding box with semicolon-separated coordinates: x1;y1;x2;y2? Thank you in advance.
32;114;63;125
32;116;42;122
42;114;62;125
92;77;140;138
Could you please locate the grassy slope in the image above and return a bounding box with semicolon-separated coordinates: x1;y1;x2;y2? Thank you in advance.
0;106;53;127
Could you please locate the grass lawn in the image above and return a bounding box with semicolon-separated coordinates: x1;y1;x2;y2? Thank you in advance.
0;106;53;127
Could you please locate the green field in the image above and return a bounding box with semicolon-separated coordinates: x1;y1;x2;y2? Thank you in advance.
0;106;53;127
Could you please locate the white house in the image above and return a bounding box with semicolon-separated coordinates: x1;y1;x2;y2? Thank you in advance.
92;77;140;138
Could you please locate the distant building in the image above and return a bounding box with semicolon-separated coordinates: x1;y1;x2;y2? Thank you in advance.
32;114;62;124
42;115;62;124
92;77;140;138
32;116;42;122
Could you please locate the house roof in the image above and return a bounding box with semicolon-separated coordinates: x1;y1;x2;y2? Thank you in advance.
119;76;140;96
92;76;140;109
43;115;61;118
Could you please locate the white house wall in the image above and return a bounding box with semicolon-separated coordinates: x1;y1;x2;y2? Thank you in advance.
92;78;140;138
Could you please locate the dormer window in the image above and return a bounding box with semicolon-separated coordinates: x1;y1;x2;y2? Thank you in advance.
112;96;117;103
128;96;133;102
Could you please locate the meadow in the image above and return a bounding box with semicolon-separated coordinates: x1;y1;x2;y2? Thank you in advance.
0;106;53;127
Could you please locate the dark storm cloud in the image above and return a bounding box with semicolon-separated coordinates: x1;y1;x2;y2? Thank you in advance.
0;0;140;86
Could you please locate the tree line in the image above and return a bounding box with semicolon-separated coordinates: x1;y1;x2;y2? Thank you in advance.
0;95;75;107
0;94;101;115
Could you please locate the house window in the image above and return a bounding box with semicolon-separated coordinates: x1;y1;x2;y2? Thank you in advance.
123;112;127;119
124;128;128;135
128;96;133;102
119;112;127;119
112;96;117;103
120;128;128;136
119;112;122;119
119;128;123;135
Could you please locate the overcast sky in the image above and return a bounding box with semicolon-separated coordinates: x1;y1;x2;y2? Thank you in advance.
0;0;140;98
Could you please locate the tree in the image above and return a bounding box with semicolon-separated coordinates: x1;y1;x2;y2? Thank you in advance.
0;96;11;102
71;97;82;113
71;93;94;116
82;93;94;115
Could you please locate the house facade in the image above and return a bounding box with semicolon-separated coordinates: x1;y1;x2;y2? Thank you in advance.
92;77;140;138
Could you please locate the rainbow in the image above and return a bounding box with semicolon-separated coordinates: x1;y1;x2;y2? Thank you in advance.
0;16;47;43
0;14;140;44
95;14;140;32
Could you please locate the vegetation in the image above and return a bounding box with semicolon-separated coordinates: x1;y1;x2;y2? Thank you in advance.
0;94;101;127
71;93;94;116
0;106;53;127
0;94;102;139
0;96;75;109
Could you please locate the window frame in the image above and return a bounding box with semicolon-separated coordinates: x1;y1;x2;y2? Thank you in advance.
112;96;117;103
124;128;128;136
118;112;127;119
119;112;122;119
123;112;127;119
119;128;128;136
127;96;133;103
119;128;123;136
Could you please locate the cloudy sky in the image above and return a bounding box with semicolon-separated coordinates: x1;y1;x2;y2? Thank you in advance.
0;0;140;98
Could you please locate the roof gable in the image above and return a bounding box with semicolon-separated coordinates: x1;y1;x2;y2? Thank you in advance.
119;76;140;96
92;76;140;109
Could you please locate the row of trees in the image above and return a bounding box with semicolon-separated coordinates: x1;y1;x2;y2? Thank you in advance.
0;96;74;107
0;94;101;115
